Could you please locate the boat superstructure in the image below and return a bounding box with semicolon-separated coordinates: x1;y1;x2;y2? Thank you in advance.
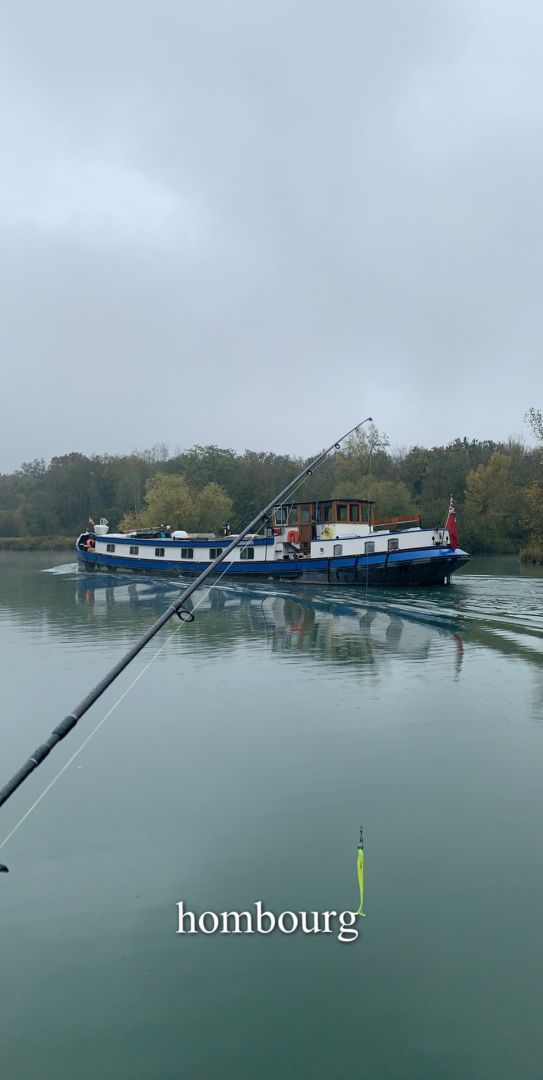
76;497;469;586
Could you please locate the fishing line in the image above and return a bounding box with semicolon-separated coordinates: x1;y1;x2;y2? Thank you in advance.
5;571;256;856
0;417;373;870
0;623;183;854
0;559;237;857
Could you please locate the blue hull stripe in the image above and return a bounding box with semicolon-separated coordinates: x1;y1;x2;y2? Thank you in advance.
77;545;465;576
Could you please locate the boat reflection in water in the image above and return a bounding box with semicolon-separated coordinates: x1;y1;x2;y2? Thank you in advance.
74;573;465;676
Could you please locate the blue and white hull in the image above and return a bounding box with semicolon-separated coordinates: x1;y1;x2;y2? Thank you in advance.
76;528;469;587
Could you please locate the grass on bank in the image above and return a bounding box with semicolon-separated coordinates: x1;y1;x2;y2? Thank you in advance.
0;536;73;551
520;543;543;565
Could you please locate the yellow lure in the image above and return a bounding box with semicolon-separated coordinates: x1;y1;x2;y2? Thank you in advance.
356;845;366;917
356;838;364;915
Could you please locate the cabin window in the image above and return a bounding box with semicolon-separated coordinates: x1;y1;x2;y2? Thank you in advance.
155;547;165;557
337;504;347;522
349;504;360;523
209;548;222;559
181;548;194;559
315;505;331;524
129;545;139;555
288;507;298;525
275;507;288;525
106;543;115;553
388;538;399;552
365;541;375;554
317;504;333;523
301;507;310;524
240;547;255;560
333;544;343;556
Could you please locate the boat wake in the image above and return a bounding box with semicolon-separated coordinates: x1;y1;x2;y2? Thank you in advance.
42;563;79;575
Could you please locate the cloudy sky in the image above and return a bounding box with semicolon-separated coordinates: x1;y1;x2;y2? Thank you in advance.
1;0;541;471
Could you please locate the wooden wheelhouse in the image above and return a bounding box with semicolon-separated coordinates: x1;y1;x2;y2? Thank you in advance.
272;498;423;552
272;498;374;551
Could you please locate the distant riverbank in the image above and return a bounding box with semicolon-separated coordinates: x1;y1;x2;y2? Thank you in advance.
0;536;72;551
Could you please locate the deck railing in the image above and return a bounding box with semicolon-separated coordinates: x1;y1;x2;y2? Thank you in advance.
371;514;422;530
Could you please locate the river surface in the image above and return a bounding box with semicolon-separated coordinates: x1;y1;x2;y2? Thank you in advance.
1;552;543;1079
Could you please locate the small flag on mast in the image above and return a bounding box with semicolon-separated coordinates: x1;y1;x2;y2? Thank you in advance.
444;495;458;549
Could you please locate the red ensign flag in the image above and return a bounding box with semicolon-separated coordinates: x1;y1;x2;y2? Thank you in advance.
445;496;458;549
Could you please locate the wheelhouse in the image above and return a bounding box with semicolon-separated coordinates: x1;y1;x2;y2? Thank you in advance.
272;499;374;551
273;498;374;527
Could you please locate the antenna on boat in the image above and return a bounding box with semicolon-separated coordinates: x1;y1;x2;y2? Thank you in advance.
0;417;373;871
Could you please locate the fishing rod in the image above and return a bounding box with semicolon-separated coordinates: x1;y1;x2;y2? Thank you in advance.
0;416;372;870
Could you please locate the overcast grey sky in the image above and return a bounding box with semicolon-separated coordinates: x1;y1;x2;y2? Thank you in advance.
1;1;541;471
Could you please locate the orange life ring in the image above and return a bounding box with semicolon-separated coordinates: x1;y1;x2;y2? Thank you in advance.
287;529;300;545
86;538;95;551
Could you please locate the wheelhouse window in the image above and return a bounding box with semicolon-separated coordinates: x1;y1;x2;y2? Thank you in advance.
301;507;310;524
155;547;165;557
288;507;298;525
129;545;139;555
317;504;332;523
240;547;255;560
337;504;347;522
275;507;288;526
209;548;222;559
181;548;194;559
388;538;399;552
333;544;343;556
365;541;375;554
106;543;115;553
349;504;360;523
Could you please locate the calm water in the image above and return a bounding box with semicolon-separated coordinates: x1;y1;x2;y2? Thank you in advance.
1;552;543;1079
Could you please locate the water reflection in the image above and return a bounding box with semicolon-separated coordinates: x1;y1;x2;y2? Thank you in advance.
1;554;543;675
67;572;543;669
69;573;467;681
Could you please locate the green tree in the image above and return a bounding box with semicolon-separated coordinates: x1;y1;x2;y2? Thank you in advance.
522;409;543;549
47;453;101;531
120;474;194;530
333;425;393;493
463;452;522;552
333;477;416;519
525;407;543;443
523;481;543;541
119;474;232;535
171;445;239;491
193;482;234;534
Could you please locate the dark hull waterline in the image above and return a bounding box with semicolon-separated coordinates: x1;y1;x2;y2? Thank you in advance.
77;549;470;587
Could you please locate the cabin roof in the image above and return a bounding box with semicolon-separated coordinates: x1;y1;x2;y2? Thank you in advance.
276;497;375;507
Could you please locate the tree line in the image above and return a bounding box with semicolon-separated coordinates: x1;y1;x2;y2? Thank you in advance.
0;419;541;555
